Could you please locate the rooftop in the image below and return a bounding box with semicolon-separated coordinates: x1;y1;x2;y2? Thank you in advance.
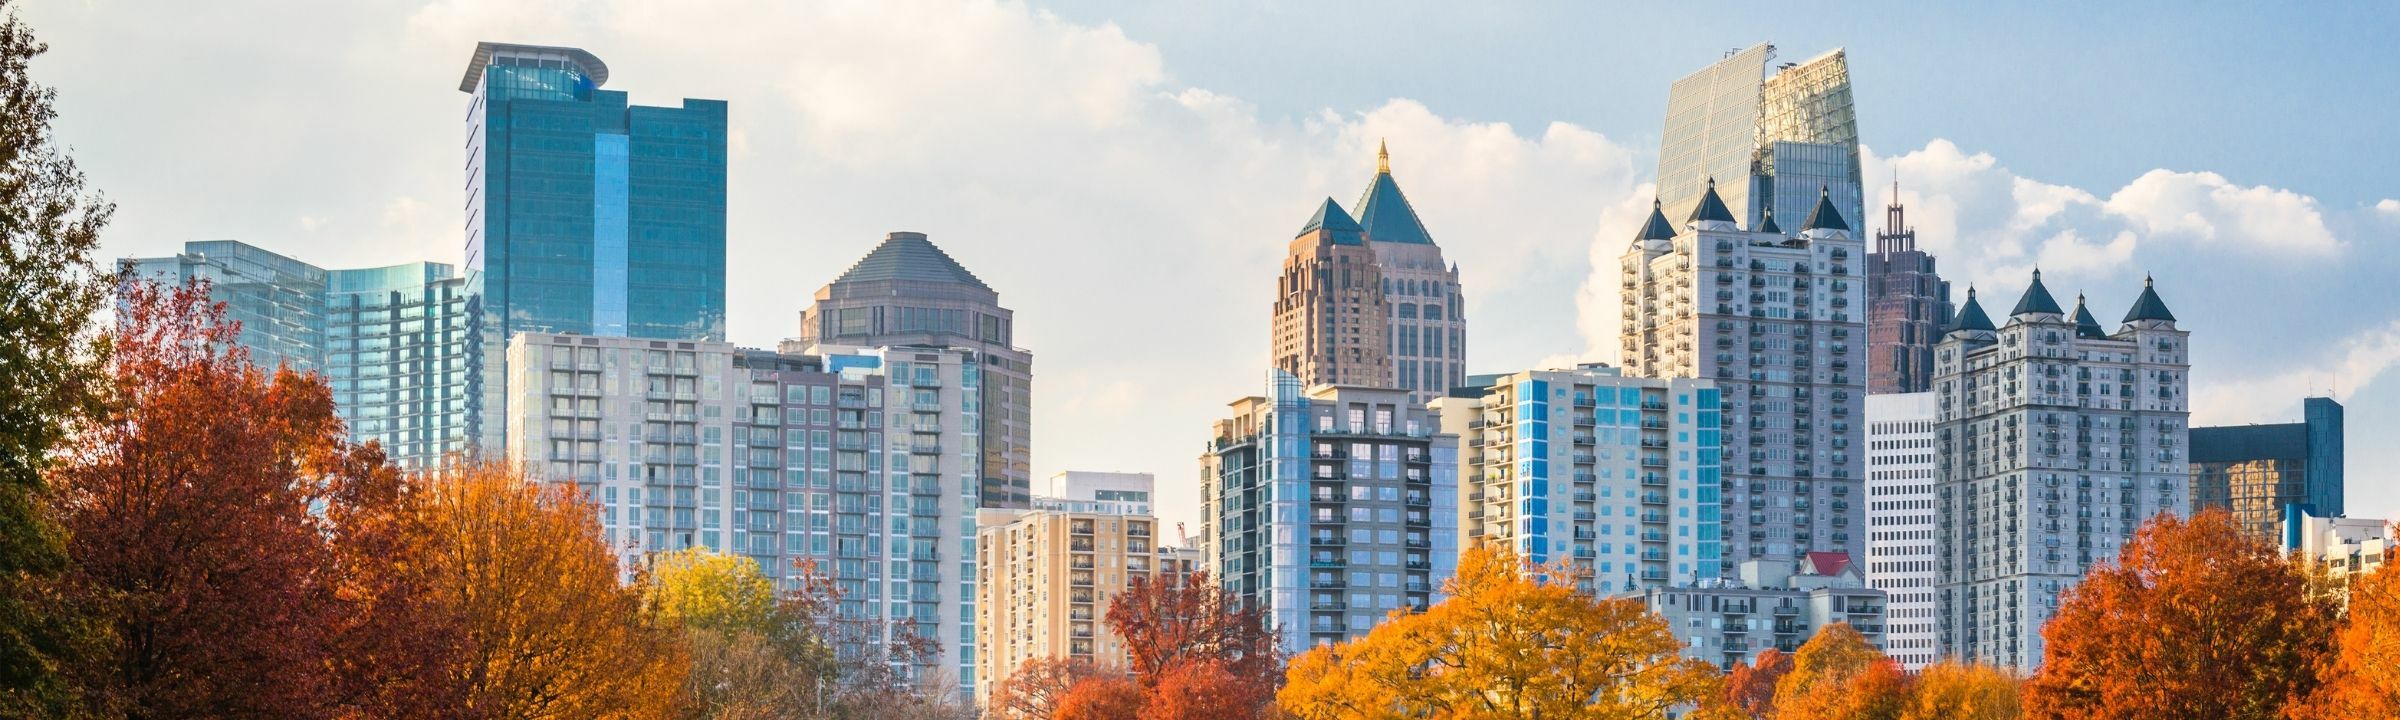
459;41;609;93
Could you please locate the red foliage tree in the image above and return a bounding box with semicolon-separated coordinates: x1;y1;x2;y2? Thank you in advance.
50;280;364;717
1105;569;1282;686
1723;647;1792;718
987;656;1110;720
2023;509;2336;720
1052;674;1144;720
1148;657;1277;720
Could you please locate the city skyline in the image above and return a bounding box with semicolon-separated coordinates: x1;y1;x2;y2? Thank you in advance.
37;0;2400;539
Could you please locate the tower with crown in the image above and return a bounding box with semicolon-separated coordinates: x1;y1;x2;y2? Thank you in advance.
1618;177;1870;577
1929;269;2189;671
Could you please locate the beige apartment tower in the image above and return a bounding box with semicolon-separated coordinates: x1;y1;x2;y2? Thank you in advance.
974;506;1194;703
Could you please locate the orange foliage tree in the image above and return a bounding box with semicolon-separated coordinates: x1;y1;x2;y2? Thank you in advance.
1722;648;1792;718
50;280;372;717
1051;673;1144;720
987;656;1114;720
1898;661;2018;720
2022;509;2336;720
2309;551;2400;717
1100;568;1282;717
1769;622;1909;720
1278;544;1722;719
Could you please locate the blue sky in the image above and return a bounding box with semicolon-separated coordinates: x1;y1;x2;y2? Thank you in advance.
29;0;2400;532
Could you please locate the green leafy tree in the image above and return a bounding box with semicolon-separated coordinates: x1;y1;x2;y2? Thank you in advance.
0;0;114;713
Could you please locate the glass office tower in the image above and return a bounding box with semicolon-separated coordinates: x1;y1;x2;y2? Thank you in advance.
1657;44;1864;234
325;262;485;469
460;41;728;342
121;240;328;373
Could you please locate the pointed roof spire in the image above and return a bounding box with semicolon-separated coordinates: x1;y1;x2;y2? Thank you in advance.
1636;198;1677;241
1299;198;1363;243
2011;268;2064;316
1802;185;1850;233
2122;274;2177;323
1757;207;1783;235
1953;286;1996;332
2073;292;2107;338
1689;176;1737;224
1351;146;1435;245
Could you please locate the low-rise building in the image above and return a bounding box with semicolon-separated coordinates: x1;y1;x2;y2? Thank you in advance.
2290;510;2392;603
1617;554;1886;671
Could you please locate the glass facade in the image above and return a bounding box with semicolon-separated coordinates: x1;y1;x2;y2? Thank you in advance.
1656;44;1864;233
325;263;483;469
121;240;328;373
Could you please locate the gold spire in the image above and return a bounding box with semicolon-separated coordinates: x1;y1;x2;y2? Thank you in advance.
1377;139;1390;174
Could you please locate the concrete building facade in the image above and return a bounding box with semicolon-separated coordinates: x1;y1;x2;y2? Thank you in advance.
1619;555;1887;671
798;231;1034;510
1435;365;1723;590
1864;191;1952;394
973;474;1196;705
1201;372;1459;652
1620;182;1869;574
1864;391;1937;669
504;333;984;695
1932;273;2191;670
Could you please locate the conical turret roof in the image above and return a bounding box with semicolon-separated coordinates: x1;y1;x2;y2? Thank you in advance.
1954;287;1996;333
2073;293;2107;338
1757;207;1783;235
2011;269;2064;316
2122;275;2176;323
1636;199;1677;241
1802;186;1850;233
1690;177;1737;224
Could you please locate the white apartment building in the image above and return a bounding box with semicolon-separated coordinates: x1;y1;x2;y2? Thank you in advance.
1865;392;1937;669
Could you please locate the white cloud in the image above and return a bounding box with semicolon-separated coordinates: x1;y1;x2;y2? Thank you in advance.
2194;319;2400;424
2379;198;2400;217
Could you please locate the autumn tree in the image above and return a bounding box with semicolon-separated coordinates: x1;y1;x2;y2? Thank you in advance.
1770;622;1909;720
1721;648;1792;718
318;443;476;719
50;280;368;717
0;1;114;713
1107;568;1284;688
638;548;843;719
1898;661;2018;720
420;462;687;718
2308;555;2400;718
2022;509;2336;720
1279;544;1722;719
987;656;1114;720
1052;673;1144;720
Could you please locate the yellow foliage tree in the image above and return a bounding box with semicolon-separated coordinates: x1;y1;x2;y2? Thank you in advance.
1898;661;2018;720
421;463;687;719
641;547;776;634
1278;544;1721;719
1770;623;1908;720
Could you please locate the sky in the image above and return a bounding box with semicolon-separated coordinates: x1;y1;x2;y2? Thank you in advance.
30;0;2400;535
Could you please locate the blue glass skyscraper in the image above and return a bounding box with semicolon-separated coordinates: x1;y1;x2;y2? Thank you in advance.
459;42;727;343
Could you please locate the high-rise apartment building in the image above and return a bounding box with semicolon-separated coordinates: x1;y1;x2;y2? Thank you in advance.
1434;365;1723;590
124;242;485;468
1932;273;2191;670
504;333;983;694
1864;391;1937;669
122;240;328;373
1201;372;1459;652
1865;190;1952;394
1620;182;1869;573
973;473;1196;704
460;42;727;342
325;262;485;469
798;231;1033;510
2191;397;2344;545
1618;555;1886;671
1657;43;1865;234
1354;144;1467;403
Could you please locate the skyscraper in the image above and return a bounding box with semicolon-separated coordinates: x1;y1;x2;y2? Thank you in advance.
324;262;485;469
1354;144;1467;403
797;231;1033;509
1435;365;1723;590
1201;372;1459;652
1620;182;1869;573
1865;391;1937;669
1657;43;1865;234
460;42;727;343
124;242;484;468
1273;198;1391;389
2191;396;2344;546
122;240;327;373
1932;273;2191;670
1866;188;1953;393
504;334;985;695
